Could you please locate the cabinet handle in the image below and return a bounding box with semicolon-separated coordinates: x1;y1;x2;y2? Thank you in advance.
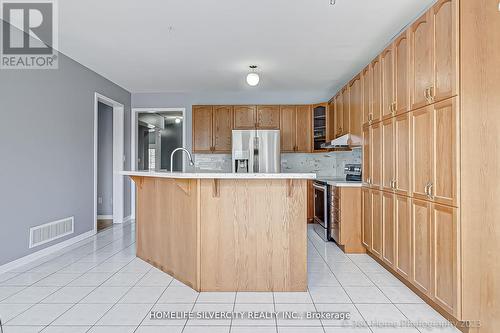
428;182;434;198
393;180;397;190
429;86;435;101
424;182;431;196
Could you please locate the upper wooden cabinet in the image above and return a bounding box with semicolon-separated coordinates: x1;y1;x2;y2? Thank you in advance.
336;92;344;137
394;31;410;114
193;105;233;153
382;118;395;192
362;65;372;127
381;45;395;120
280;105;312;153
349;76;361;137
327;98;336;141
394;113;411;196
193;105;214;153
342;86;350;135
371;56;382;123
233;105;256;129
410;0;458;110
362;126;370;185
295;105;312;152
411;97;458;207
213;106;233;152
370;121;382;189
257;105;280;129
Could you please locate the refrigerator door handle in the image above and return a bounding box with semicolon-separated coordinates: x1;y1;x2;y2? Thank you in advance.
253;136;259;173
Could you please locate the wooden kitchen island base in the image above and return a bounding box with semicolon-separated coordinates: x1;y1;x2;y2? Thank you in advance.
129;174;310;292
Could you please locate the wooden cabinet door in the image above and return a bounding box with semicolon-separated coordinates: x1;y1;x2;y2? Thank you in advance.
381;45;395;119
382;118;395;192
257;105;280;129
280;105;296;152
362;187;372;249
394;31;410;114
382;192;395;268
396;195;412;280
193;105;213;153
411;106;433;200
362;65;372;127
431;98;458;206
342;87;350;135
212;106;233;153
412;199;432;295
327;99;336;141
371;122;382;189
362;126;370;185
336;92;344;137
371;190;383;257
349;76;361;136
234;105;256;129
296;105;312;153
431;0;458;103
395;113;410;196
431;203;459;317
371;56;382;123
410;12;433;110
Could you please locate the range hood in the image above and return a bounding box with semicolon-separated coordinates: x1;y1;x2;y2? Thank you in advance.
321;133;362;149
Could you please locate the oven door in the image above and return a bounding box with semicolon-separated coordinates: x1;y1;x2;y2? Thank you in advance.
313;182;328;228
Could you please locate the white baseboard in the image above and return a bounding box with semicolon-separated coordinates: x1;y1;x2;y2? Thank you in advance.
0;229;96;275
97;215;113;220
123;215;134;224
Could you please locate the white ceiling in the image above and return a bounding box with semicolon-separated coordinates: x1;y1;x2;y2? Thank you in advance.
59;0;435;99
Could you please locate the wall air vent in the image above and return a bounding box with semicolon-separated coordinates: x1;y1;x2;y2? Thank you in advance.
29;217;74;248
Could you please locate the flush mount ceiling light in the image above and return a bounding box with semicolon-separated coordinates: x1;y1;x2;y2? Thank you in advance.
175;117;181;124
246;65;260;86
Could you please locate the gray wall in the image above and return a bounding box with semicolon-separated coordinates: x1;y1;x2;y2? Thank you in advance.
132;91;325;168
97;102;113;216
0;25;132;266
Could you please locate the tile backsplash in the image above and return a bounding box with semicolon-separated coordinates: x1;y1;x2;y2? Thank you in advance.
191;149;362;177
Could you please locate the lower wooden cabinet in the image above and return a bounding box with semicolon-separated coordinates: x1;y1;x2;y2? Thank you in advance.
431;203;459;317
382;192;395;268
331;186;364;253
395;195;412;280
371;189;383;257
362;188;460;318
362;187;372;249
411;199;432;295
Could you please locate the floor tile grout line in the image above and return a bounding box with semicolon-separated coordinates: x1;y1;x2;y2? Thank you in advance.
4;223;139;327
345;251;422;331
307;228;373;332
133;271;174;333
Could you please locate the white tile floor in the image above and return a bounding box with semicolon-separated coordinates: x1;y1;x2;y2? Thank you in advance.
0;223;460;333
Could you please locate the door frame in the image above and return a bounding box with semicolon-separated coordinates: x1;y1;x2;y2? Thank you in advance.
130;107;186;219
93;93;125;233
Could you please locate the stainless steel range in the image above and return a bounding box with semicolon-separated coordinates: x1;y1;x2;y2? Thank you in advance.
313;164;362;242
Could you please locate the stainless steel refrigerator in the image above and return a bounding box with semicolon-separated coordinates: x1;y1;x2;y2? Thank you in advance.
232;130;280;173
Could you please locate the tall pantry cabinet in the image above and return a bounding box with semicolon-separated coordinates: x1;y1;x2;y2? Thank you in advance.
357;0;500;331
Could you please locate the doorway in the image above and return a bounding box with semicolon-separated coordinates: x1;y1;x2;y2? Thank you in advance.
93;93;125;234
130;108;186;218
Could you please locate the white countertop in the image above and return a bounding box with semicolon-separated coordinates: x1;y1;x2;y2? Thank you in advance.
120;171;316;180
316;177;363;188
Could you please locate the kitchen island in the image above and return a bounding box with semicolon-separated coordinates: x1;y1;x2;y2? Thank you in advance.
122;171;316;292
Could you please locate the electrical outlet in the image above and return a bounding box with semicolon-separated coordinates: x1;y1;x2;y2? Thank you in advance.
98;197;103;205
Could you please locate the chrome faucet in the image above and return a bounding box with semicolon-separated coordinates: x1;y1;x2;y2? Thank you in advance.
170;147;195;172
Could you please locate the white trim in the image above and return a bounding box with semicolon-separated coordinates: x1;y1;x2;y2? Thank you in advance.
94;93;125;234
130;107;186;219
0;230;95;275
123;215;134;224
97;215;113;220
